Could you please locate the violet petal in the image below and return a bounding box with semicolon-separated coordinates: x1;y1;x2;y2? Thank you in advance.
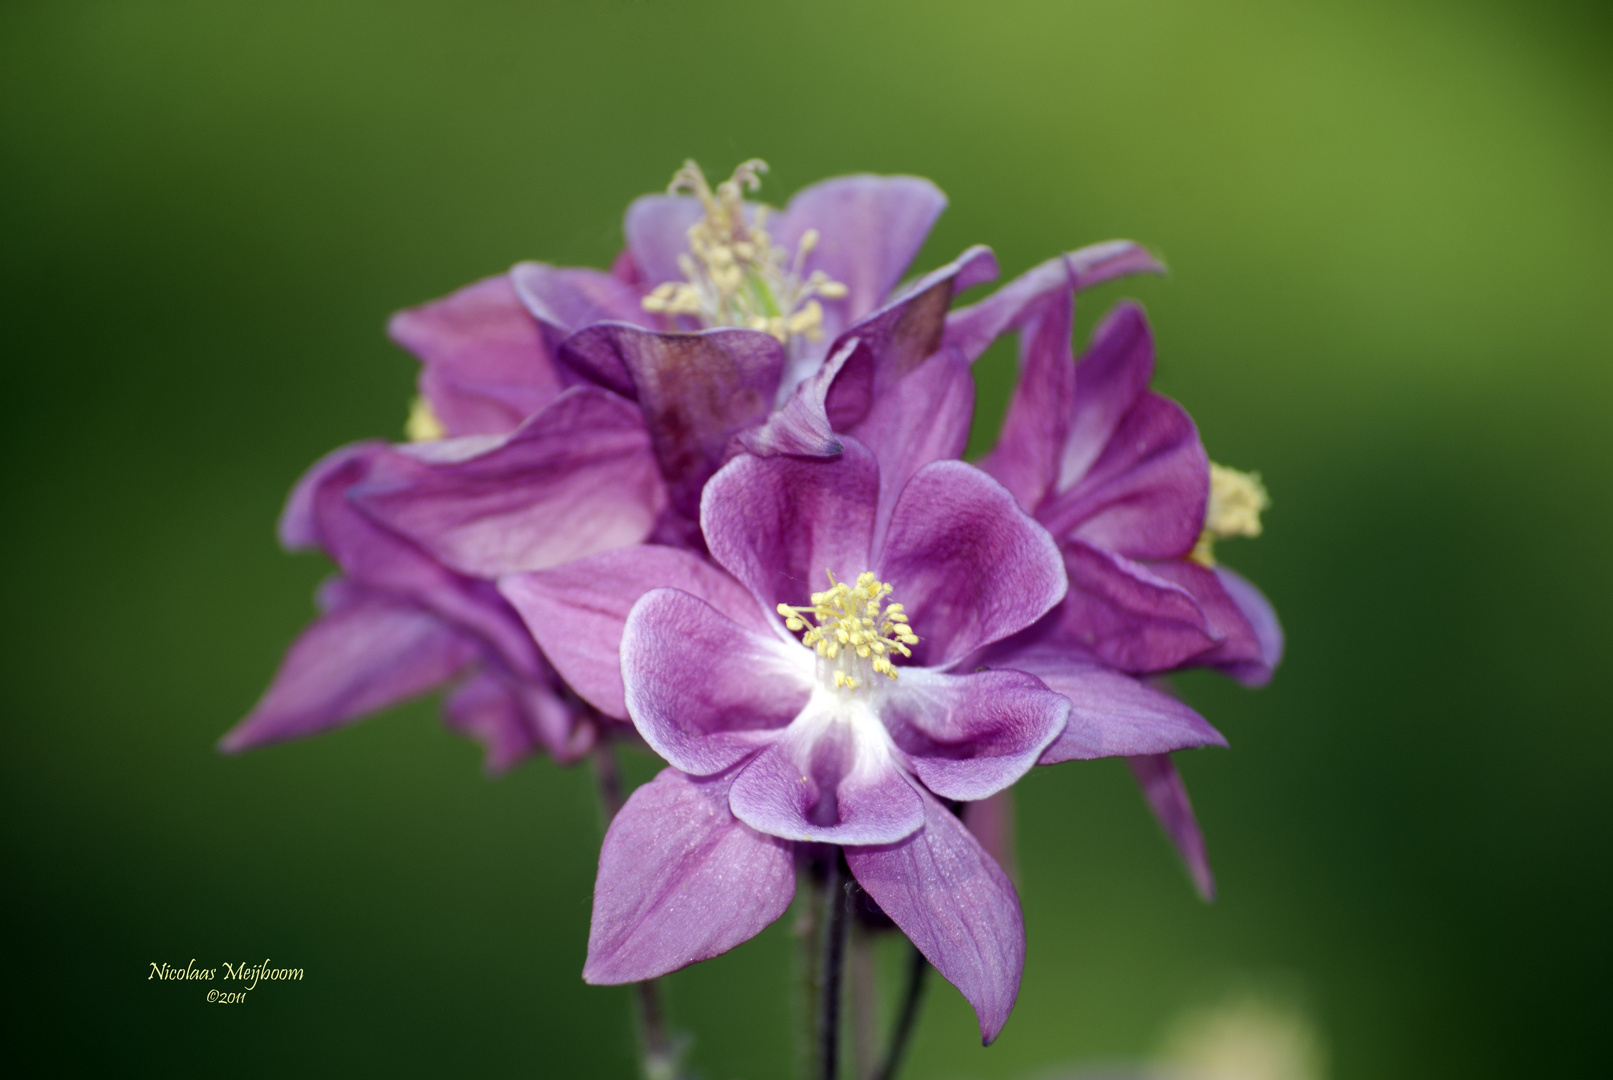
443;665;594;772
498;545;764;720
735;339;855;459
351;387;665;579
508;261;648;370
819;246;999;425
1147;560;1279;686
876;460;1066;668
978;287;1076;513
1216;564;1285;681
221;579;480;753
771;174;948;345
622;194;711;291
1055;541;1219;673
306;446;545;678
389;273;568;437
558;324;786;516
621;587;811;775
1044;392;1207;561
881;667;1068;801
727;711;925;845
974;645;1226;762
847;347;974;552
701;440;879;613
1128;753;1216;901
584;768;795;984
845;790;1024;1044
943;242;1166;363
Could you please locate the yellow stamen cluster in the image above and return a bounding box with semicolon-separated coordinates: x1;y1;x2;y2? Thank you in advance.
1190;462;1270;566
641;159;849;345
405;396;446;442
777;571;919;691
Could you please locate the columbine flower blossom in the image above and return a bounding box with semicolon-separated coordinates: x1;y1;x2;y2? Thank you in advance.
966;267;1283;898
222;377;668;770
499;354;1232;1042
563;440;1071;1043
977;287;1282;684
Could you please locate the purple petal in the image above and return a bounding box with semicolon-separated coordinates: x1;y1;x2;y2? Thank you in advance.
976;645;1225;762
508;261;648;372
772;174;948;342
1043;391;1207;561
847;347;975;551
558;324;786;516
622;194;710;290
845;790;1024;1044
389;273;569;438
1147;560;1279;686
585;768;795;984
444;664;595;771
498;545;765;720
961;790;1017;882
1054;542;1218;673
350;387;665;579
221;579;480;753
621;587;811;775
876;460;1066;668
1052;302;1157;486
1036;306;1207;560
819;246;998;426
300;445;546;678
278;441;385;552
1128;753;1216;901
735;339;855;459
1216;564;1285;682
978;287;1076;513
701;440;879;613
881;667;1068;801
727;709;925;845
943;242;1167;363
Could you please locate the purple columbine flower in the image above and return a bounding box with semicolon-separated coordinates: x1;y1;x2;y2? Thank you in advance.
964;265;1282;898
546;439;1071;1043
221;379;668;770
496;336;1227;1012
969;268;1281;683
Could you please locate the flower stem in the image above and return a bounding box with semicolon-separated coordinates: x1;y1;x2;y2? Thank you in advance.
848;925;877;1080
590;739;679;1080
818;853;850;1080
795;861;825;1080
872;941;929;1080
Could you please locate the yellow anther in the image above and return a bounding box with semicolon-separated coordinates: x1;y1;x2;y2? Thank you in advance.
405;396;446;442
641;159;850;347
778;570;918;691
1191;462;1270;566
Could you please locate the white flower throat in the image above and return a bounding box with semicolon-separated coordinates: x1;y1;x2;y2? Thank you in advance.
641;159;849;346
778;572;919;692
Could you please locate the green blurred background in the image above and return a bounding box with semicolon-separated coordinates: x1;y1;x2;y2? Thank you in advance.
4;0;1609;1076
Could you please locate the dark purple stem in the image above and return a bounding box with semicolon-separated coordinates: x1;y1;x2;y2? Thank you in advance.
873;941;929;1080
818;853;850;1080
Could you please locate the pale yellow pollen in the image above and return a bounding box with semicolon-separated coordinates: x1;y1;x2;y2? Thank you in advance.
777;571;919;691
405;395;446;442
1191;462;1270;566
641;159;850;346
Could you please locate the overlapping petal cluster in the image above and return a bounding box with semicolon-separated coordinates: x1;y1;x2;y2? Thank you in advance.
226;161;1280;1044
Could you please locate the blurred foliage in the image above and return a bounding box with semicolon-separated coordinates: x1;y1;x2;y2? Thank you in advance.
1;1;1608;1076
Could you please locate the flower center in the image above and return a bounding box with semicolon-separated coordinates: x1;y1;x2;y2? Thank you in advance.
405;395;446;442
641;159;849;346
1191;462;1269;566
777;571;919;691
